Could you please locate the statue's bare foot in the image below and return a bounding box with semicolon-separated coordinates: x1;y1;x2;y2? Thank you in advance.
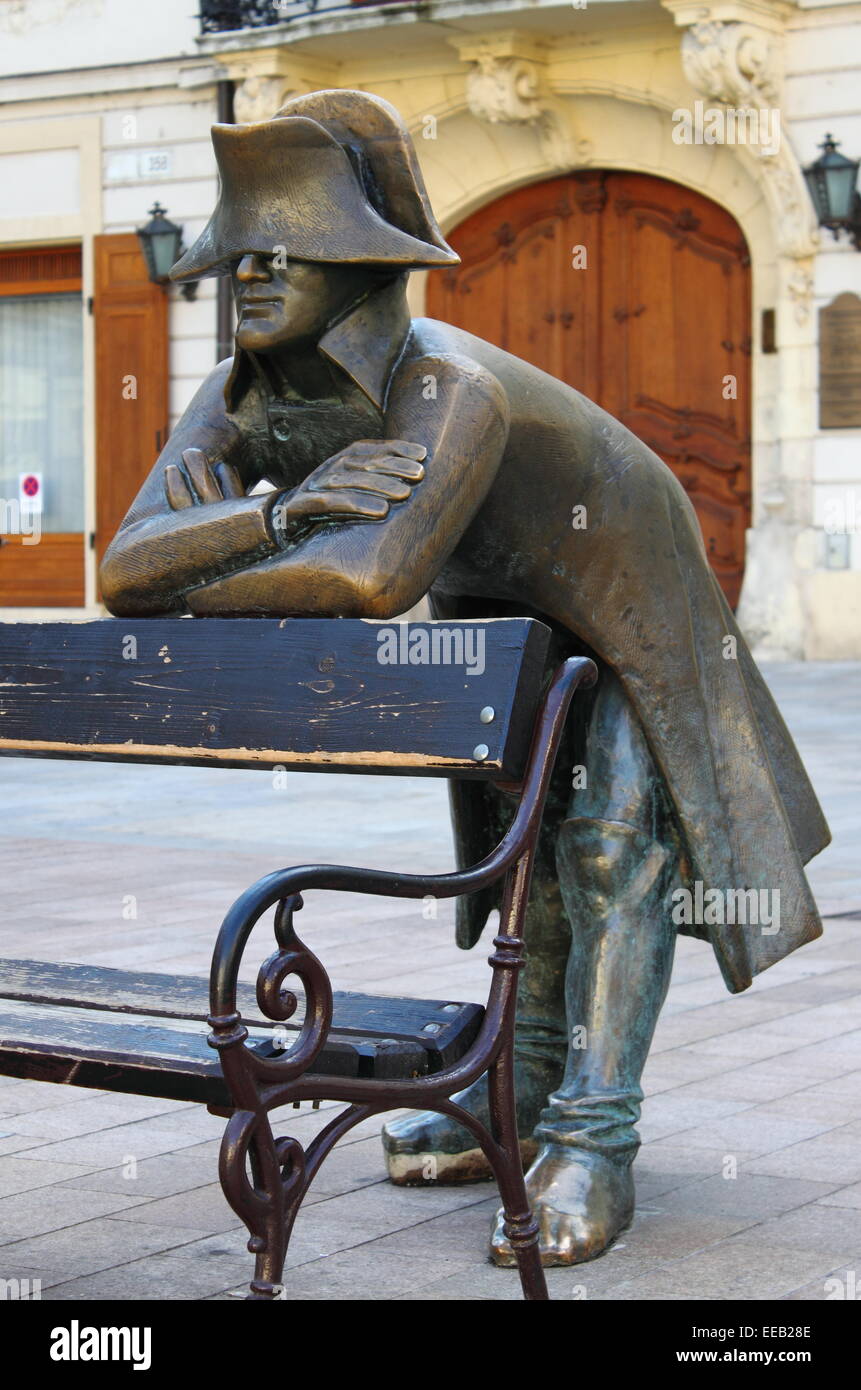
490;1144;634;1266
381;1060;559;1185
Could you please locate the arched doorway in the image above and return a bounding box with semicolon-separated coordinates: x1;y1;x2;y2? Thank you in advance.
427;171;752;607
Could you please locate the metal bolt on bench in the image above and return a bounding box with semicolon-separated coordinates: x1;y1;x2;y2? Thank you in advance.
0;617;596;1302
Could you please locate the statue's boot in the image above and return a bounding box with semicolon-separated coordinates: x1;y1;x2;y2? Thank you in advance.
383;867;570;1184
491;817;677;1265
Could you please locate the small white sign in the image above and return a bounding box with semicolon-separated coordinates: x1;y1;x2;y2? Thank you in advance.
19;472;43;514
139;149;173;179
104;149;174;182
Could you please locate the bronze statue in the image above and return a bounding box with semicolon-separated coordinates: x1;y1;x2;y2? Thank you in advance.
101;91;830;1267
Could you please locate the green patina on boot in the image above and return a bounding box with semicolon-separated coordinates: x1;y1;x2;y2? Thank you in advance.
382;1057;555;1185
487;810;678;1265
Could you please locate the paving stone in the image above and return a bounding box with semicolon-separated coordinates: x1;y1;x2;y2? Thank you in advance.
621;1210;760;1258
641;1051;744;1092
107;1183;241;1235
0;1265;64;1298
288;1179;496;1260
394;1259;627;1303
0;1216;214;1280
58;1142;223;1199
657;1110;838;1156
6;1095;192;1140
9;1123;212;1168
758;1089;861;1126
253;1246;477;1301
42;1239;257;1302
638;1143;758;1179
735;1202;861;1255
631;1172;706;1202
816;1181;861;1209
0;1186;151;1243
0;1081;108;1115
593;1241;852;1301
779;1264;858;1301
0;1134;51;1157
661;1062;833;1105
744;1124;861;1185
367;1192;500;1262
813;1069;861;1101
649;999;804;1052
0;1157;99;1199
134;1108;226;1141
639;1092;753;1144
655;1172;838;1221
302;1136;398;1203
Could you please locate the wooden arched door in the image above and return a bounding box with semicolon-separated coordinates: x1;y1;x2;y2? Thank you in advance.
427;171;752;606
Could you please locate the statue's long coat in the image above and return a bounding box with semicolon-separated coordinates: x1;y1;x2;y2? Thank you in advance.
423;322;829;994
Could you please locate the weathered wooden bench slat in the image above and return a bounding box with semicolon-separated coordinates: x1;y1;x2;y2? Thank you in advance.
0;997;478;1103
0;617;551;780
0;956;478;1050
0;998;231;1104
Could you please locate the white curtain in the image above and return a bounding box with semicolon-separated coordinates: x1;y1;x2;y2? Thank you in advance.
0;293;84;533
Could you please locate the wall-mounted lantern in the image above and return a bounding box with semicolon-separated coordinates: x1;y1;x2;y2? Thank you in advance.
136;204;198;299
803;135;861;251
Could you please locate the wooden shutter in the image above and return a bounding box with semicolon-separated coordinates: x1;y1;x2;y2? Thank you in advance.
94;234;168;573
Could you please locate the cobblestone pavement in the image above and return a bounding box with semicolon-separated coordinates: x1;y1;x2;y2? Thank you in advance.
0;662;858;1301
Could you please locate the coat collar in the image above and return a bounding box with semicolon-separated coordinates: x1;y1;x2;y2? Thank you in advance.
224;275;411;415
318;275;411;410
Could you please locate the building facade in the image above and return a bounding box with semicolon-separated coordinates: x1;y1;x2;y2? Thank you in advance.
1;0;860;658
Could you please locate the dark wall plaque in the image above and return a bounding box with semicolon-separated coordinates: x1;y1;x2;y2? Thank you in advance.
820;291;861;428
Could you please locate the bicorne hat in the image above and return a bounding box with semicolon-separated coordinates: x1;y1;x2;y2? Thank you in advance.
170;89;458;282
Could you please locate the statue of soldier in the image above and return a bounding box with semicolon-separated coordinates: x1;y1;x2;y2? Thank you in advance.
101;91;830;1267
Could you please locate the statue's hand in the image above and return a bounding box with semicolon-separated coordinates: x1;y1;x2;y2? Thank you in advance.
273;439;427;532
164;448;246;509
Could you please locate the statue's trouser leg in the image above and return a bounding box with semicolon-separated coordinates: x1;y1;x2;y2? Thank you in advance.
491;668;681;1265
382;831;571;1183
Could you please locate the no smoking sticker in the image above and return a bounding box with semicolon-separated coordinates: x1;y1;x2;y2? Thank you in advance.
18;472;43;513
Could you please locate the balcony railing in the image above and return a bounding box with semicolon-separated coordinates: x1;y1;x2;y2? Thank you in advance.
199;0;410;34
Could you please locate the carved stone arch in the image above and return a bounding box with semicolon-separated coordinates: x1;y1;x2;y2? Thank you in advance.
405;91;777;288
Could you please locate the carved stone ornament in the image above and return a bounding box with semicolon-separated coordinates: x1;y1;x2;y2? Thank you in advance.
681;20;780;107
786;265;814;325
679;19;817;258
754;148;819;260
233;75;294;125
465;54;544;125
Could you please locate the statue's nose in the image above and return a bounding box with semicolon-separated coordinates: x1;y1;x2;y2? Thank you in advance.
236;254;269;283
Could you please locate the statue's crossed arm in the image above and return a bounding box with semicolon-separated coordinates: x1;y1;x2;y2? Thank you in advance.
101;353;509;620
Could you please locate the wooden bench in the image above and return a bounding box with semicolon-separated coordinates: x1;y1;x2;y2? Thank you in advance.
0;617;596;1301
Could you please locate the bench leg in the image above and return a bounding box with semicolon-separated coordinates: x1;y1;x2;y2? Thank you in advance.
485;1044;549;1301
219;1109;303;1300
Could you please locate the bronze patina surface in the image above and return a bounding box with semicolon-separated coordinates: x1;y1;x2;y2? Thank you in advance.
101;89;830;1267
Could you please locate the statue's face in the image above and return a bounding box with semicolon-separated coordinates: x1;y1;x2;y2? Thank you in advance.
232;254;365;353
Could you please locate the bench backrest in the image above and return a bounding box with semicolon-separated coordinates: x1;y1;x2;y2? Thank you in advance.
0;618;552;781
